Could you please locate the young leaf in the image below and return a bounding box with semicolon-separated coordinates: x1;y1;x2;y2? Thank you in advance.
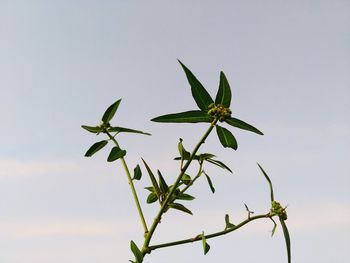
201;232;211;255
178;60;214;111
257;163;274;202
81;125;103;134
102;99;121;124
146;192;158;204
169;203;193;215
107;147;126;162
151;110;211;123
141;159;161;198
84;140;108;157
108;126;151;136
181;174;192;185
157;170;169;194
133;164;142;181
279;217;291;263
204;172;215;193
225;214;235;230
178;138;190;160
206;158;233;173
216;125;238;150
225;117;264;135
215;71;232;107
130;240;143;263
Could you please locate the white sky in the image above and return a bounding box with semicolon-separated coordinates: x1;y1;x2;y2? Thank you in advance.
0;1;349;263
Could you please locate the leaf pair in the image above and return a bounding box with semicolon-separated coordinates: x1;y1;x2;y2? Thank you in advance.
151;60;263;150
84;140;126;162
258;164;291;263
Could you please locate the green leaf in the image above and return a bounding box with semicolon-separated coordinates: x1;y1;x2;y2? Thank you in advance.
216;125;238;150
215;71;232;107
204;172;215;193
178;138;190;160
84;140;108;157
157;170;169;194
107;147;126;162
201;232;210;255
198;153;216;160
130;240;143;263
81;125;103;134
279;217;291;263
225;214;235;230
133;164;142;180
257;163;274;202
102;99;121;124
142;159;161;198
225;117;263;135
169;203;193;215
151;110;212;123
206;158;233;173
178;60;214;111
146;192;158;204
108;126;151;136
144;186;154;192
175;193;195;201
181;174;191;185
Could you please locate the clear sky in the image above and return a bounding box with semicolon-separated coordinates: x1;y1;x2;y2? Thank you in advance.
0;1;349;262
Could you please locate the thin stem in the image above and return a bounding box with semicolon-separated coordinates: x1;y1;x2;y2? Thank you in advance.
142;119;218;253
105;131;149;235
180;162;203;194
149;213;270;251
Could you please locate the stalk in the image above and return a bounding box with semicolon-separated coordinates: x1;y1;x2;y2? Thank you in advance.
106;131;149;235
142;119;218;253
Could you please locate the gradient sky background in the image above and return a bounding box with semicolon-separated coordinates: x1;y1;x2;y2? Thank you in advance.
1;1;349;262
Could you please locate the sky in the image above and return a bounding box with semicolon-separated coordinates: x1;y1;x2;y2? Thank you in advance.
0;1;349;262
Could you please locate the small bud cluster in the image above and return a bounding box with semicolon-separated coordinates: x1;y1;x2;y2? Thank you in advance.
207;103;232;122
270;201;288;220
97;121;111;131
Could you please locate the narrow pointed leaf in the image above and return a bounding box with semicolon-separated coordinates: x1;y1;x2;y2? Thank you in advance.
279;217;291;263
108;126;151;136
169;203;193;215
130;240;143;263
144;186;154;192
151;110;211;123
178;138;190;160
107;147;126;162
257;163;274;202
199;153;216;160
225;117;263;135
146;192;158;204
133;164;142;180
81;125;103;134
178;60;214;111
157;170;169;194
206;158;232;173
225;214;235;230
102;99;121;123
201;232;211;255
215;71;232;107
176;193;195;201
142;159;161;198
216;125;238;150
84;140;108;157
204;172;215;193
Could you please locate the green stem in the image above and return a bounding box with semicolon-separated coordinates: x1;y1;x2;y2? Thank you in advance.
142;119;218;253
180;162;203;194
106;131;149;235
149;213;270;251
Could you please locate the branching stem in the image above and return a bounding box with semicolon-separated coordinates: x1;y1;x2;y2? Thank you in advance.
142;119;218;253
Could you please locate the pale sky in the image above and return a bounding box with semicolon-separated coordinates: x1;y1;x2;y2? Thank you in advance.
0;1;349;263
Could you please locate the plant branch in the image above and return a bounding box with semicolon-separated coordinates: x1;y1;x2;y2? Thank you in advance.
142;119;218;253
105;131;149;235
180;161;203;194
149;213;270;251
